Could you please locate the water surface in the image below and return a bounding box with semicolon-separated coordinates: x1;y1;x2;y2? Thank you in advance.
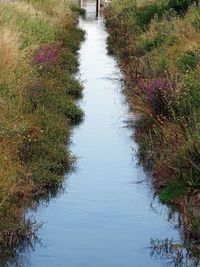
22;1;179;266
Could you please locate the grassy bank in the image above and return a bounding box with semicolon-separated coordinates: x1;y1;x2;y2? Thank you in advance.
0;0;84;255
105;0;200;254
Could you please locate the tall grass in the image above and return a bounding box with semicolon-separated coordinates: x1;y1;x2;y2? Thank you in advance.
105;0;200;252
0;0;84;255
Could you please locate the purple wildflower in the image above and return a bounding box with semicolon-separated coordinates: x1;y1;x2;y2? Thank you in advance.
32;43;62;67
138;78;177;102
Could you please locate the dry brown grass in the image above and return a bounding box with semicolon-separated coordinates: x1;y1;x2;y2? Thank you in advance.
0;28;20;84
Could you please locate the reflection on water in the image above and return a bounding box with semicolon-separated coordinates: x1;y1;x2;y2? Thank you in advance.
149;203;200;267
1;235;39;267
150;238;200;267
0;182;66;266
3;1;196;266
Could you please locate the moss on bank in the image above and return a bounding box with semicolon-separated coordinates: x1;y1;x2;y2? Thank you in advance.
0;0;84;255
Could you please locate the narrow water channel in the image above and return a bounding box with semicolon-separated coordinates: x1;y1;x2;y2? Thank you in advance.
21;1;180;266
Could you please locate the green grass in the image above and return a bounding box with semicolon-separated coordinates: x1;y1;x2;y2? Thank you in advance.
0;0;84;254
105;0;200;250
0;4;56;47
159;179;187;204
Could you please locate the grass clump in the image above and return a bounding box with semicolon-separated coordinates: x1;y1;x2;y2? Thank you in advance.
159;179;187;204
0;0;84;256
176;50;199;71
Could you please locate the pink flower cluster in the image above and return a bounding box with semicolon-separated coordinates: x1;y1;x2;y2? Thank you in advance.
32;43;62;66
138;78;176;102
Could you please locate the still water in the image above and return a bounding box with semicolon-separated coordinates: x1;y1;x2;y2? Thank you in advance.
21;1;180;266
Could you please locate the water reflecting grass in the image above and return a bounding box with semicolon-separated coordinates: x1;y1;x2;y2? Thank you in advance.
150;238;200;267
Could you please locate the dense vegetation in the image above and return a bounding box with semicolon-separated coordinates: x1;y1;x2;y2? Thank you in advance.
105;0;200;251
0;0;84;255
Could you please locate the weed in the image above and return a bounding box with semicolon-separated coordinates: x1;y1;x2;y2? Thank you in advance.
0;0;84;254
105;0;200;260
